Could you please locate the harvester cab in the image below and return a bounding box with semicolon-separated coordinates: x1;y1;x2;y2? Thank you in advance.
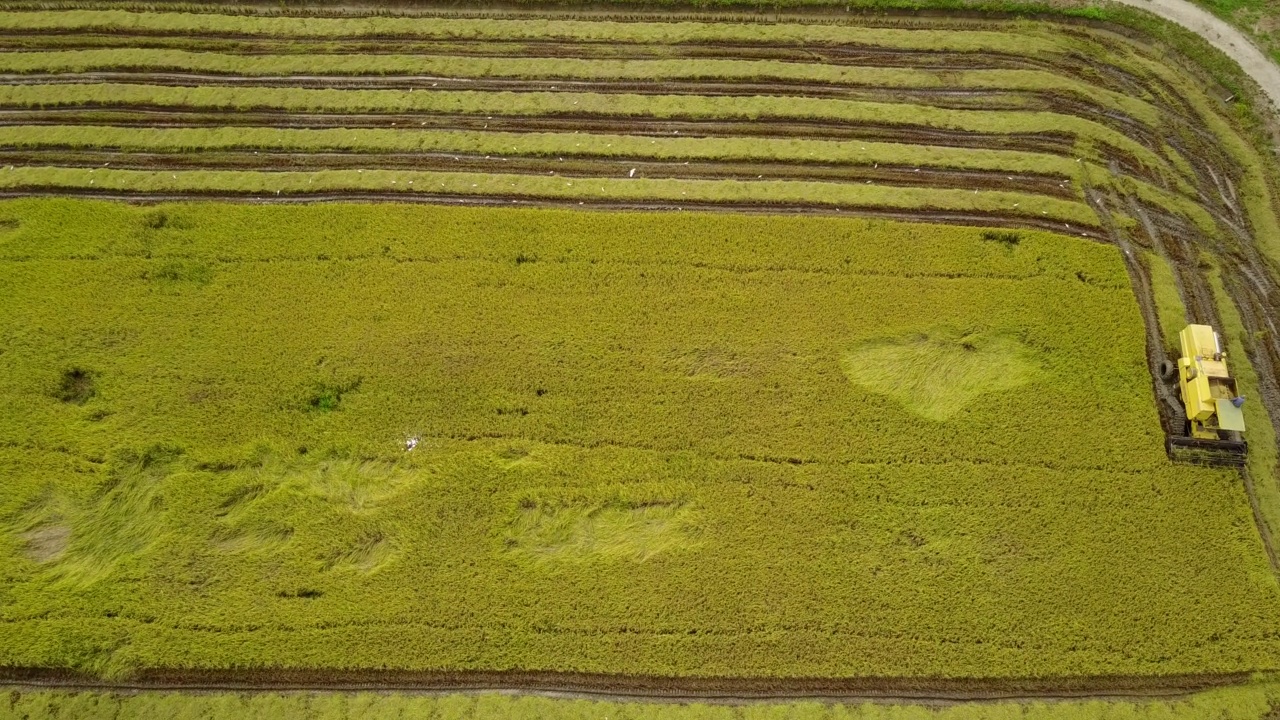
1166;324;1248;465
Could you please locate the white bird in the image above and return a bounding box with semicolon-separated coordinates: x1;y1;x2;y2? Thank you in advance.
629;168;636;177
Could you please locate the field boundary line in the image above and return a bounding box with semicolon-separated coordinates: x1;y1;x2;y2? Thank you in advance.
0;668;1252;706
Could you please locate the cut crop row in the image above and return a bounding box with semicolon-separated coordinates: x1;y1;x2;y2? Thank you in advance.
0;150;1078;197
0;125;1088;181
0;166;1101;229
0;109;1082;155
0;11;1091;55
0;51;1157;124
0;84;1178;185
0;35;1061;71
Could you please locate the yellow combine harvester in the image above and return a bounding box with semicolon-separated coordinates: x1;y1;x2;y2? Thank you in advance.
1166;324;1248;465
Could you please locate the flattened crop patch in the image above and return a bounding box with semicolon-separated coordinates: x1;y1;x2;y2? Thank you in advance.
504;498;700;562
20;523;69;563
841;332;1040;421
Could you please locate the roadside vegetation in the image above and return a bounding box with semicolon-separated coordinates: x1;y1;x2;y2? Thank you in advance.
1191;0;1280;64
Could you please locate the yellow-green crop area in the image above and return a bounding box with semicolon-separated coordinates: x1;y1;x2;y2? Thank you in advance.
1;199;1279;680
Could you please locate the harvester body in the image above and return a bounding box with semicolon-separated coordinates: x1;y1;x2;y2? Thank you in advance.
1167;324;1247;465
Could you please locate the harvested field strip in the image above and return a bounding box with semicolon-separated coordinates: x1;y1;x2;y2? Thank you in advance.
0;126;1088;180
1127;51;1280;265
0;111;1083;155
0;166;1101;227
0;152;1077;196
0;12;1088;54
0;76;1132;119
0;84;1175;178
0;51;1158;122
0;37;1069;70
0;78;1055;113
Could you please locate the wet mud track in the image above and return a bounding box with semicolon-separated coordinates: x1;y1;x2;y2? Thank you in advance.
0;149;1075;196
0;667;1252;704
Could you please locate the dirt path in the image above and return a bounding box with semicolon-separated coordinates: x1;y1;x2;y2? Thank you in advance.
1107;0;1280;110
0;667;1249;706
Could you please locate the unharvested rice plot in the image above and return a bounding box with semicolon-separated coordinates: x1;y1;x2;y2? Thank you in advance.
0;200;1278;678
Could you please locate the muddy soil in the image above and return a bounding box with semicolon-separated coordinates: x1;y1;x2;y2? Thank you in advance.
0;665;1250;703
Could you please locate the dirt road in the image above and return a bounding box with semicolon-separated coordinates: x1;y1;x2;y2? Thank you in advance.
1107;0;1280;110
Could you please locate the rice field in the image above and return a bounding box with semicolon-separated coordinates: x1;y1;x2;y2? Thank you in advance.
1;200;1277;680
0;1;1279;704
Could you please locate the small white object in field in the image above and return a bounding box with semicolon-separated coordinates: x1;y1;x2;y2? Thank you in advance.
629;168;636;177
405;436;419;452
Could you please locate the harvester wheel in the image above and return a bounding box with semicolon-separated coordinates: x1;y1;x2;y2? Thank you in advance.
1159;359;1177;382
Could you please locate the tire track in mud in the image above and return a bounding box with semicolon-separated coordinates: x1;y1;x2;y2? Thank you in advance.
0;36;1067;71
0;108;1079;155
0;149;1076;196
0;667;1251;705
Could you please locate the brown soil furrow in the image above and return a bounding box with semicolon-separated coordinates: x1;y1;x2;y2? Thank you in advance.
0;666;1247;703
0;78;1048;115
0;110;1078;154
0;70;1041;97
0;150;1075;196
0;188;1105;239
0;37;1052;70
0;74;1048;110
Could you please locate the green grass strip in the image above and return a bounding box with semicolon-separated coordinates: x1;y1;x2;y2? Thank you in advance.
0;49;1160;124
0;83;1177;181
0;11;1084;54
0;125;1088;177
0;165;1099;226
